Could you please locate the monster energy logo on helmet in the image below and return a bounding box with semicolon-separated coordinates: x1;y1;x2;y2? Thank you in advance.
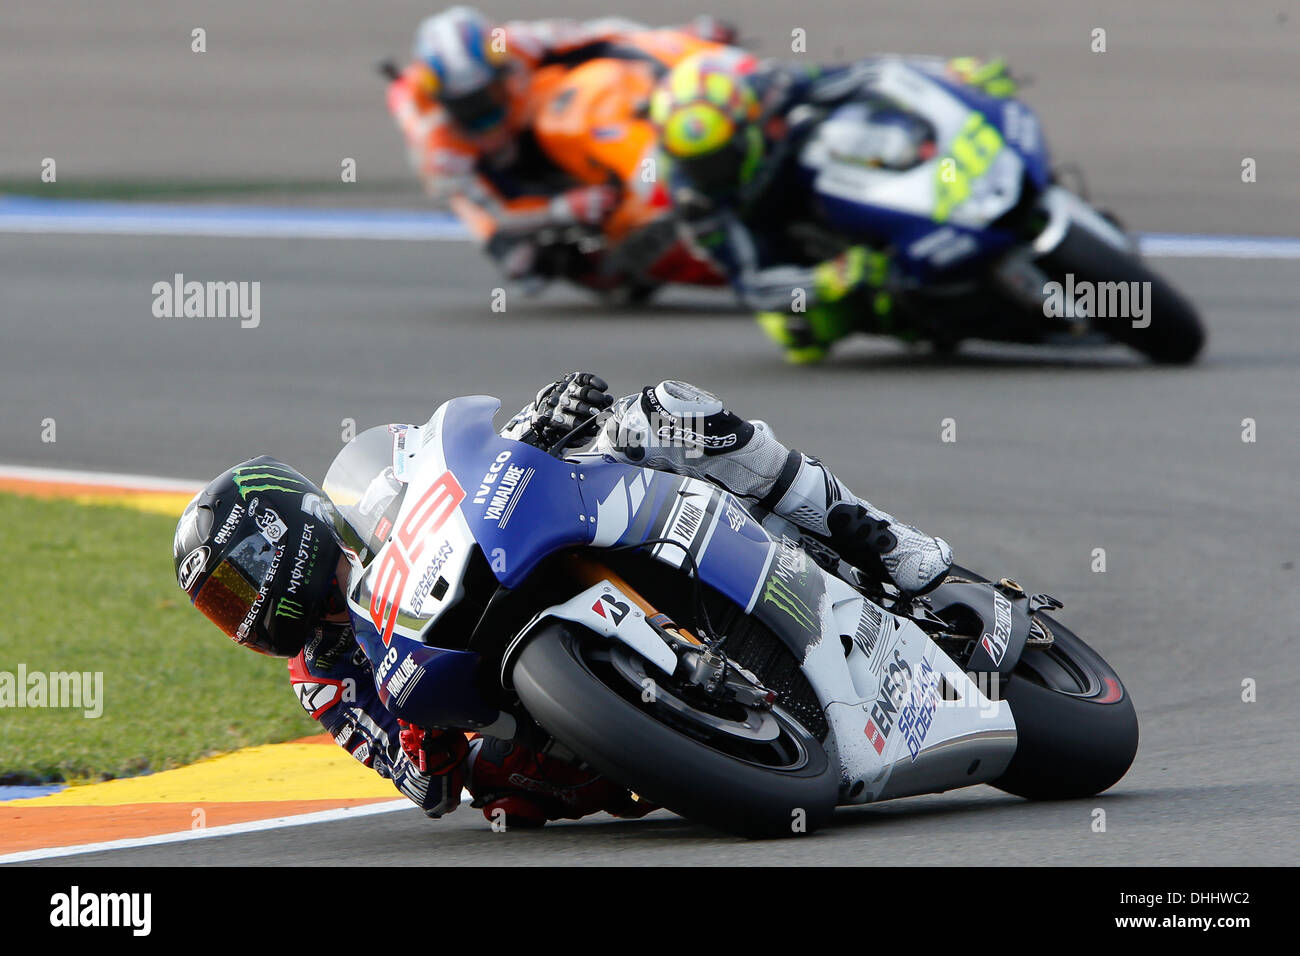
762;575;817;632
230;463;306;498
275;597;305;620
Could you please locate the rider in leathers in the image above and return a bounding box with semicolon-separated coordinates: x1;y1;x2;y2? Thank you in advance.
387;8;735;287
176;374;951;827
651;50;1018;361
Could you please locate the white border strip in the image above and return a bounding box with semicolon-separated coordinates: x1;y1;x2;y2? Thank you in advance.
0;799;412;864
0;463;204;494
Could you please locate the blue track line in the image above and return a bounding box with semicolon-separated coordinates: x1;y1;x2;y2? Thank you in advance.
0;785;66;802
2;194;1298;258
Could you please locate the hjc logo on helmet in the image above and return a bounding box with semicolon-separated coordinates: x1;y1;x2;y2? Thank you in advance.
177;546;209;591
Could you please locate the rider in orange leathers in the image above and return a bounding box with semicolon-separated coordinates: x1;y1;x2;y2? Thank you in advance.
386;7;735;283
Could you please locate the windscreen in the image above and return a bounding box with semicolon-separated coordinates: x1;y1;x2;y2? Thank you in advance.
322;425;410;566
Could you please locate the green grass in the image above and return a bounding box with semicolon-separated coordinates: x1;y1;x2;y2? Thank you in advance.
0;493;317;784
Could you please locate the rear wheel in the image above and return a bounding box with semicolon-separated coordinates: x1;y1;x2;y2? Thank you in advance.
944;567;1139;799
512;621;839;837
991;614;1139;799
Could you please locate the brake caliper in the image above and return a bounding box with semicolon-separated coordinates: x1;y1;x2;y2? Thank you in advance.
683;648;777;710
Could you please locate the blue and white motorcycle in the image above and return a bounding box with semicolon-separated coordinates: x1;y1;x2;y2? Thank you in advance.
323;397;1138;837
775;56;1204;362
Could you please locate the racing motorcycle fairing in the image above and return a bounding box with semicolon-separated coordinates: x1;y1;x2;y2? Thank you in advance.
798;57;1053;284
504;579;681;686
336;396;1021;801
348;608;501;729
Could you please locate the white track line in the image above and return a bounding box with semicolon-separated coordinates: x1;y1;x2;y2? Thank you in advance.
0;800;413;864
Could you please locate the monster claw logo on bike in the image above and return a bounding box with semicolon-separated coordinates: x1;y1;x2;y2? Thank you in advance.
762;574;817;632
762;536;818;632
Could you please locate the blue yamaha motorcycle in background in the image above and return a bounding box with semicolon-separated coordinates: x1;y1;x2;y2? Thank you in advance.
772;56;1205;362
321;397;1138;837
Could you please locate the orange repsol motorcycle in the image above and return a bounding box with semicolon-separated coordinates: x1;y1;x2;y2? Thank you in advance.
384;29;726;300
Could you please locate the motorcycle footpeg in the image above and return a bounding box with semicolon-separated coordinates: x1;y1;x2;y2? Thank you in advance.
1028;592;1064;613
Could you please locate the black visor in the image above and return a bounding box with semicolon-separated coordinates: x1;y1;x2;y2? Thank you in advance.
444;81;507;134
677;141;747;194
193;533;281;652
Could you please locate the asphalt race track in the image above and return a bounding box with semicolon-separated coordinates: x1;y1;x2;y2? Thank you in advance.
3;0;1299;864
5;0;1299;233
4;236;1297;865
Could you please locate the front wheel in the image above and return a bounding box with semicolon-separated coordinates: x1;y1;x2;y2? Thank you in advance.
512;622;839;837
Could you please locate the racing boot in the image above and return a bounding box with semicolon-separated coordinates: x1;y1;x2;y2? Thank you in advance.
596;380;952;593
466;737;653;828
757;305;853;364
756;247;896;364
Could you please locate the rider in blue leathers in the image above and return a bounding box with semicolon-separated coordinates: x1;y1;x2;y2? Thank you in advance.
651;50;1018;361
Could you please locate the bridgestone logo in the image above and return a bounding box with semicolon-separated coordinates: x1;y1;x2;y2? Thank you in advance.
980;591;1014;665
